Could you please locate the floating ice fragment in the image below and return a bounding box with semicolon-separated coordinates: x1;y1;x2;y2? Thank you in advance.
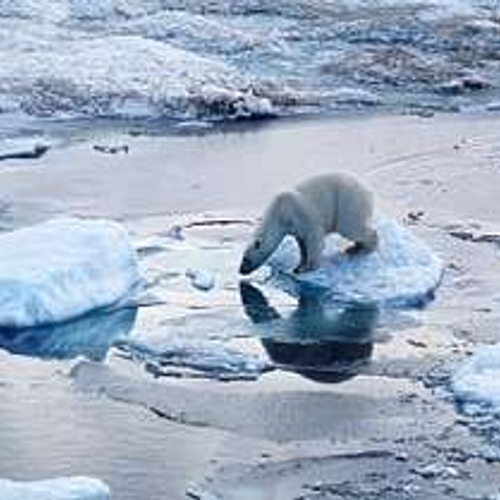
115;332;272;381
0;217;141;328
186;268;215;291
452;343;500;411
0;476;110;500
0;138;50;161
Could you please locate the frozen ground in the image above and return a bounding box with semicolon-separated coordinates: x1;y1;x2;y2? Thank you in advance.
0;114;500;499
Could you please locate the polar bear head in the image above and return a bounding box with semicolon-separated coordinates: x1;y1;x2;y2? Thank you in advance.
239;194;292;275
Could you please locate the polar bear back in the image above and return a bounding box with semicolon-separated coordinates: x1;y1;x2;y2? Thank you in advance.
295;173;374;239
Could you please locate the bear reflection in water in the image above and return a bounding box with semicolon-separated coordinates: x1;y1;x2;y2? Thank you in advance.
239;281;378;383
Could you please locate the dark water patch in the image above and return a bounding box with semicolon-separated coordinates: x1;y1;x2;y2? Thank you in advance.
240;281;379;383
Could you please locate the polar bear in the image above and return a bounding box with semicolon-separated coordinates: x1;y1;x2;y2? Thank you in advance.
239;173;378;275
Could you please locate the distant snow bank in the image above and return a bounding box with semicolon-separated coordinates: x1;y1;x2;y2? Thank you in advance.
0;35;291;121
0;218;140;328
452;344;500;411
0;476;110;500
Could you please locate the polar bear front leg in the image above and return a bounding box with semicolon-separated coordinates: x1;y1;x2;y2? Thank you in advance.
277;191;325;273
294;227;324;273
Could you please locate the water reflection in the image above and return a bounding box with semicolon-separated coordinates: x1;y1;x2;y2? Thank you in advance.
240;281;378;383
0;308;137;361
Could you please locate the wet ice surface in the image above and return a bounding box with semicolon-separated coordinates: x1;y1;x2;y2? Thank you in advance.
0;477;109;500
0;214;441;378
105;215;442;383
2;0;500;142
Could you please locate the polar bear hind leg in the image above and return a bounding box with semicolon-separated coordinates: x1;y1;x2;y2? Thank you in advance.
335;182;378;254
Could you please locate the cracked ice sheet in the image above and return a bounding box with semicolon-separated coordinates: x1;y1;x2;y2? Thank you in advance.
114;332;272;381
0;477;109;500
118;227;277;380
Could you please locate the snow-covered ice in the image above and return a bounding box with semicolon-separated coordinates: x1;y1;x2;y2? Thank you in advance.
452;343;500;412
0;217;141;328
0;476;109;500
268;218;443;307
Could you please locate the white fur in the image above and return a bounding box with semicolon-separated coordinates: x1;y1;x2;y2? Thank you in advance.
240;173;378;274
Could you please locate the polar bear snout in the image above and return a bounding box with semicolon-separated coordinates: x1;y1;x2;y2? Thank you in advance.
240;237;270;275
239;254;255;275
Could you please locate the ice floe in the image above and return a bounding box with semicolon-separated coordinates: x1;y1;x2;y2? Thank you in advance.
268;218;443;307
0;217;141;328
0;138;50;161
0;476;109;500
452;344;500;412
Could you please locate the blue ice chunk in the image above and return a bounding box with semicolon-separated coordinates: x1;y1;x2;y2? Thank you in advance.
452;343;500;411
0;218;141;328
268;218;443;307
